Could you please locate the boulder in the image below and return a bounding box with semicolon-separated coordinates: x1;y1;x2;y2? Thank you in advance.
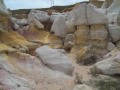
33;18;44;29
64;41;75;50
92;48;120;75
51;16;68;38
106;0;120;43
13;23;19;30
50;12;65;22
87;4;108;25
64;34;75;43
73;3;88;25
10;17;17;23
73;84;93;90
76;46;97;65
16;19;28;26
28;10;50;22
107;13;118;25
108;24;120;43
35;46;74;75
107;42;115;51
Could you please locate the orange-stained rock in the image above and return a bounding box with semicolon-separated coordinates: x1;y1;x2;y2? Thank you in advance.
0;29;36;52
0;52;74;90
23;22;62;44
74;25;89;46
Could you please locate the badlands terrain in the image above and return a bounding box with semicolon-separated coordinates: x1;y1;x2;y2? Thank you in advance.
0;0;120;90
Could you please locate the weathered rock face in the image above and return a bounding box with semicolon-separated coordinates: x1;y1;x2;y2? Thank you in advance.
0;29;35;52
0;0;10;15
73;3;87;25
87;4;108;25
106;0;120;43
91;48;120;75
22;22;62;44
35;46;74;75
51;16;68;38
108;24;120;43
64;34;75;43
33;18;44;29
0;0;10;29
0;52;74;90
76;46;97;65
89;25;108;48
72;3;108;51
75;25;108;49
107;0;120;13
75;25;89;45
101;0;113;9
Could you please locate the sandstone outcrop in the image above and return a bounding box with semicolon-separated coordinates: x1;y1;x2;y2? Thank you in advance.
22;22;62;44
89;25;108;49
91;47;120;75
1;0;120;89
0;28;35;52
76;46;97;65
75;25;89;46
73;3;87;25
0;52;74;90
51;16;68;38
87;4;107;25
28;10;50;22
73;3;108;51
35;46;74;75
107;0;120;43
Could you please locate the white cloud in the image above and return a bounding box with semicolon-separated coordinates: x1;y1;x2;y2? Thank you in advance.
4;0;88;10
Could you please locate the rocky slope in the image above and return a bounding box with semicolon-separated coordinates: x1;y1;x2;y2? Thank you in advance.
0;0;120;90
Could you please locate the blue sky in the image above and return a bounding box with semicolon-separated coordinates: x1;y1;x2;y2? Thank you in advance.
4;0;88;10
